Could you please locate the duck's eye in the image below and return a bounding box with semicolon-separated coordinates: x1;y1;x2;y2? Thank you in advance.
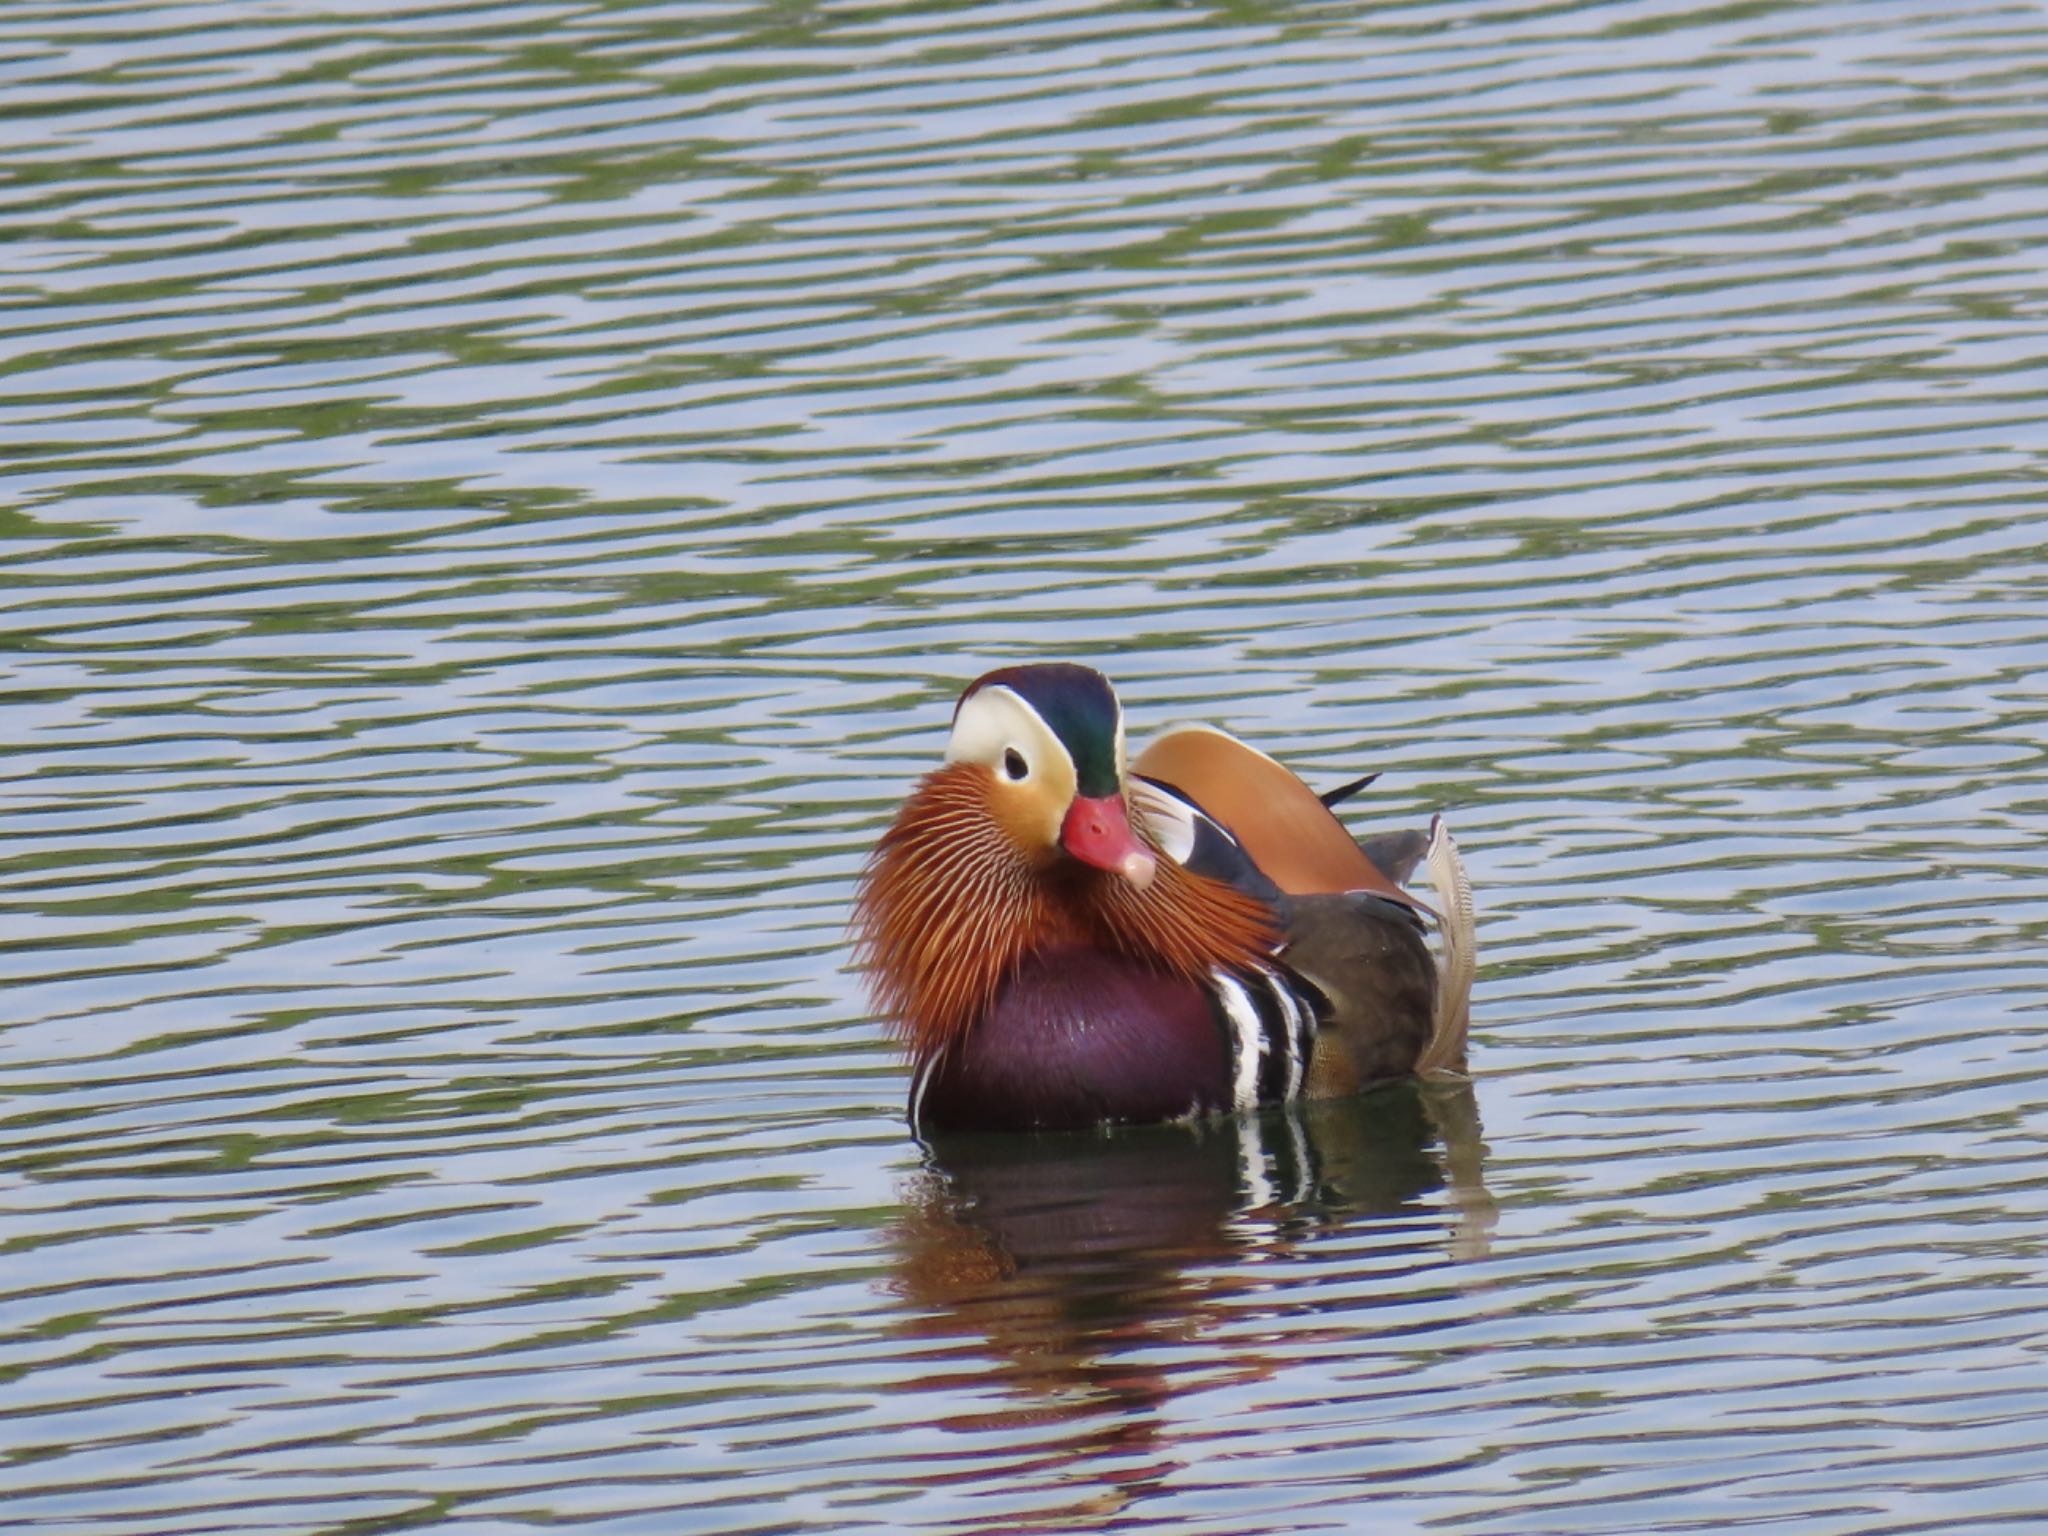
1002;748;1028;781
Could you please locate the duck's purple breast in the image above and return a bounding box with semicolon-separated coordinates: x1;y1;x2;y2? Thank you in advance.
914;947;1231;1134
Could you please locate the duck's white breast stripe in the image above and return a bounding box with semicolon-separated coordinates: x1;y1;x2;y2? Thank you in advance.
1213;973;1264;1112
1260;969;1307;1101
908;1046;945;1136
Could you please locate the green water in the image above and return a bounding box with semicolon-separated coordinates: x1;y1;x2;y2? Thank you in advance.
6;1;2048;1531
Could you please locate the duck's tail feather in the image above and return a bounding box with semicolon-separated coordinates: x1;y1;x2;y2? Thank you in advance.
1415;815;1475;1075
1357;826;1428;886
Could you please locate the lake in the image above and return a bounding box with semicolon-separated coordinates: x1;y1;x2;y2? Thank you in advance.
6;0;2048;1531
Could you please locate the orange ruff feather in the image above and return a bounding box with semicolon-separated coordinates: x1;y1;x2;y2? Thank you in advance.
853;764;1278;1062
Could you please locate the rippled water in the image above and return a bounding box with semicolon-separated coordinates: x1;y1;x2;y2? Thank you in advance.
7;0;2048;1530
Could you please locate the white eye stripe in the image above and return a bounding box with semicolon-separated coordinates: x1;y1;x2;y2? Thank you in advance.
948;686;1066;775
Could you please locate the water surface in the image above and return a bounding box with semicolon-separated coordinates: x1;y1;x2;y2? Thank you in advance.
6;1;2048;1531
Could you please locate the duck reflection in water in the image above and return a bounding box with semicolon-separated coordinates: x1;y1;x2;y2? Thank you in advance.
888;1078;1493;1450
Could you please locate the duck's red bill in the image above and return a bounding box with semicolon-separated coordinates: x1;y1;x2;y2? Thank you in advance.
1059;794;1157;889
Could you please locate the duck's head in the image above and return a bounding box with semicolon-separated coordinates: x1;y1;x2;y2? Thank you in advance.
854;661;1274;1062
944;663;1156;891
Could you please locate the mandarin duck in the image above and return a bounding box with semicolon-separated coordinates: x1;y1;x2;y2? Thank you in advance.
854;664;1475;1136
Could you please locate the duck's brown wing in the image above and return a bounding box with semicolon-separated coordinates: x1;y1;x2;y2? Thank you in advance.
1132;725;1421;907
1283;892;1439;1095
1135;725;1474;1087
1292;816;1475;1088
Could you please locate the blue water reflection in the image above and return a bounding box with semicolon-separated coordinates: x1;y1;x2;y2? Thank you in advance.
6;0;2048;1529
